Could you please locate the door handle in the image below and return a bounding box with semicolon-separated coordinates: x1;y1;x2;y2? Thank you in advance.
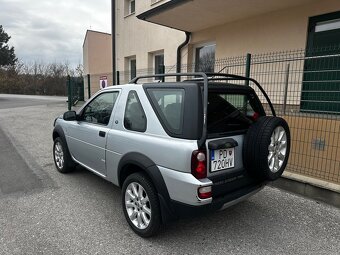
99;131;106;137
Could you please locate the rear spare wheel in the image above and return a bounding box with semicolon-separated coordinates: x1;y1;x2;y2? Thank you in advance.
243;116;290;181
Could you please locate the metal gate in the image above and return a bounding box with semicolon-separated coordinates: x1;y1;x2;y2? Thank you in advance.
67;75;84;110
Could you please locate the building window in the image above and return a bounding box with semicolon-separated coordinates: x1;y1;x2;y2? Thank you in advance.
130;58;136;80
155;54;164;80
129;0;135;14
301;11;340;113
125;0;135;16
194;44;216;73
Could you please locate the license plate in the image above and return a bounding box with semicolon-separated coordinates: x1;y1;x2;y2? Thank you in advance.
210;148;235;172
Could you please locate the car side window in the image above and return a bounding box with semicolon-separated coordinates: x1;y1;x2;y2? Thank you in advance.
124;91;147;132
147;89;185;134
82;92;119;125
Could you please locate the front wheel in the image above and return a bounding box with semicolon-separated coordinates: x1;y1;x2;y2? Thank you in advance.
53;137;75;173
122;172;161;237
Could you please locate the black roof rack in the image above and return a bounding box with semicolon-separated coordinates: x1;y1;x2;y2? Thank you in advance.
129;72;276;149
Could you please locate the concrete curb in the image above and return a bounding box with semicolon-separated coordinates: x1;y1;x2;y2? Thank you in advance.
271;171;340;208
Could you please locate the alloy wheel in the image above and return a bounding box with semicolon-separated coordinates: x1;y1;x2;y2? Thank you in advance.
54;141;64;169
124;182;152;230
268;126;287;173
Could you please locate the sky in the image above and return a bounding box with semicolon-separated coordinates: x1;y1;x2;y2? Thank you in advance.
0;0;111;67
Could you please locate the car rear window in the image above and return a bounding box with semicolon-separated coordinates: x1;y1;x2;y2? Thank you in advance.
146;89;185;134
208;93;257;135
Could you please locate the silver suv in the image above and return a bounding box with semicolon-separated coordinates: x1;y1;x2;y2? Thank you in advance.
52;73;290;237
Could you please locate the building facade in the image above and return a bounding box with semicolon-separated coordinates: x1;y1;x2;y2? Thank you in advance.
116;0;185;83
139;0;340;59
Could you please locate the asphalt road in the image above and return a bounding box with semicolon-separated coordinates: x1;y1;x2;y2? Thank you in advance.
0;94;339;255
0;94;67;109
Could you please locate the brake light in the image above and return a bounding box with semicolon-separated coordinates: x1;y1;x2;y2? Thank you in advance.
191;150;207;179
252;112;260;121
198;186;212;199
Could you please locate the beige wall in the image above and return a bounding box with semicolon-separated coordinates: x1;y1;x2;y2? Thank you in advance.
83;30;112;75
83;30;113;98
189;0;340;60
115;0;185;77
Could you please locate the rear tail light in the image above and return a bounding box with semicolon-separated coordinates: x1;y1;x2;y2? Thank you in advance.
191;150;207;179
198;186;212;199
252;112;260;121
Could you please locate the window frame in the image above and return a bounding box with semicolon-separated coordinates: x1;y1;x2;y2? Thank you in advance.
129;0;135;14
151;0;163;5
154;53;165;80
193;42;216;73
129;58;136;80
124;0;135;17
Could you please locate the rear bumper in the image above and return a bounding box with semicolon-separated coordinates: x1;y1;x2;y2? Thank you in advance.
158;165;266;220
169;182;265;218
158;166;213;206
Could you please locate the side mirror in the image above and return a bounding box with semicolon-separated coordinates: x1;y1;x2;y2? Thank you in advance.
63;111;77;121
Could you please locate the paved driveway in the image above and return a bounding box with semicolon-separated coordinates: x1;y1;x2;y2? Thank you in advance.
0;94;339;255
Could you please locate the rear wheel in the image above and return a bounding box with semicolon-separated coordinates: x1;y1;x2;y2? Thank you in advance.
122;172;161;237
243;116;291;180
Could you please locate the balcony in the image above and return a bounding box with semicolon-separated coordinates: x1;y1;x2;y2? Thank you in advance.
137;0;317;32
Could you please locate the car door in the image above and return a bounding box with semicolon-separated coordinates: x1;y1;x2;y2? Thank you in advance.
66;90;120;176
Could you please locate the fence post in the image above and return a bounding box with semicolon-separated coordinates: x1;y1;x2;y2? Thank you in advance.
116;71;120;85
245;53;251;86
283;63;290;115
67;75;72;111
87;74;91;99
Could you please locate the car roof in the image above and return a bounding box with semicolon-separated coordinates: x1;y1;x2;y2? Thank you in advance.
102;81;255;93
101;84;136;91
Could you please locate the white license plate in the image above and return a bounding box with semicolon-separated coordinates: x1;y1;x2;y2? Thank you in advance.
210;148;235;172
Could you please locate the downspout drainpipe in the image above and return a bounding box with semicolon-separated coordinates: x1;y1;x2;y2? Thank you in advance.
176;31;191;81
111;0;116;85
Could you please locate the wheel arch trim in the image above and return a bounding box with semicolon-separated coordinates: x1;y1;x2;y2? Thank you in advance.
117;152;176;222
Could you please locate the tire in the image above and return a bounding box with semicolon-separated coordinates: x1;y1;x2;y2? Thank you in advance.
53;137;75;173
243;116;291;181
122;172;161;237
